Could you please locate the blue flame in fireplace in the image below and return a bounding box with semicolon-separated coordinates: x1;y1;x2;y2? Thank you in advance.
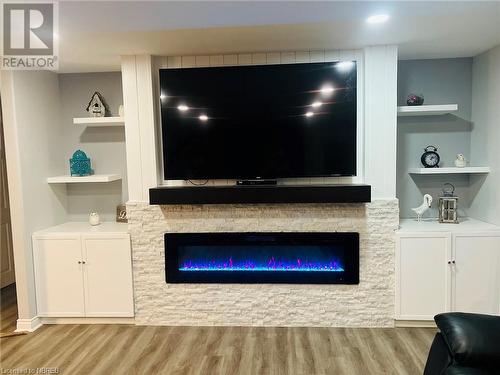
179;257;344;272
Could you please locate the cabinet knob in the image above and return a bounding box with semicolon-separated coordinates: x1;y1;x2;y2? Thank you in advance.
452;260;456;264
78;261;82;264
447;261;451;264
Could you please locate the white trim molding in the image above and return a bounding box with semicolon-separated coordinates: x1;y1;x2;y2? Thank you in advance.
40;317;135;325
0;71;39;323
16;317;135;331
16;317;43;332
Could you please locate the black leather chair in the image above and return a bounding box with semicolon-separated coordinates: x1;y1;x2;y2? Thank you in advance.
423;312;500;375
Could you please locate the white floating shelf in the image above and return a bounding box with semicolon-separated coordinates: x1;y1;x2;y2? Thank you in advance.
73;117;124;127
397;104;458;117
47;174;122;184
408;167;490;175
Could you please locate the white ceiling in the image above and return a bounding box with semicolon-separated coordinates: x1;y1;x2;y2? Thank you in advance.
58;1;500;73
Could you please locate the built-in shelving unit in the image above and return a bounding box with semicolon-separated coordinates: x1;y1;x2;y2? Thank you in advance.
408;167;490;175
73;117;124;127
397;104;458;117
47;174;122;184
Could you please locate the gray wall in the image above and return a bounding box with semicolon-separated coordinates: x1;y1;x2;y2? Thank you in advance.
469;45;500;225
58;72;127;222
397;58;473;219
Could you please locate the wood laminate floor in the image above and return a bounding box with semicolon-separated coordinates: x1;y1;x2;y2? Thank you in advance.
0;286;435;375
0;284;17;334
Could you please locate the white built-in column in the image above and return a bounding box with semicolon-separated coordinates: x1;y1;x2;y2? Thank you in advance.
363;46;398;199
121;55;158;203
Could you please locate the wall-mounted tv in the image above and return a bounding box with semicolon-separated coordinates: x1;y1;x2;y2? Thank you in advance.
159;61;357;180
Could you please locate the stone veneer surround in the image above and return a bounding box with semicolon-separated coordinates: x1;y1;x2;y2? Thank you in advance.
128;199;399;327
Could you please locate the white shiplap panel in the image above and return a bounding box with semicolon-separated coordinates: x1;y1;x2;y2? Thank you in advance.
181;56;196;68
280;52;296;64
340;50;357;61
310;50;325;63
155;47;366;188
251;53;267;65
209;55;224;67
364;45;398;198
121;56;143;201
223;54;238;65
195;56;210;67
167;56;181;68
135;55;159;200
295;51;310;63
156;56;168;70
354;49;364;62
266;52;281;65
237;53;252;65
325;50;340;62
164;180;185;187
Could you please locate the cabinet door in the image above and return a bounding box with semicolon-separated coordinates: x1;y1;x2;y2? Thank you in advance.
82;235;134;317
396;233;451;320
452;234;500;315
33;236;85;317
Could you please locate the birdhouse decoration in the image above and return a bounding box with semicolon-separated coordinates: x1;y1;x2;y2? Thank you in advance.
70;150;94;176
438;183;459;224
86;91;109;117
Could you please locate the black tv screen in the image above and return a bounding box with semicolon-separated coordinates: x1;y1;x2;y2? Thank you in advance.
160;61;357;180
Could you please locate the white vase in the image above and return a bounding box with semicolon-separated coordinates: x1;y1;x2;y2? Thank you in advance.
89;212;100;226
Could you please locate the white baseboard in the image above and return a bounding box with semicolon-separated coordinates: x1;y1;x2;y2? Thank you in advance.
40;317;135;325
395;320;437;328
16;316;43;332
16;316;135;330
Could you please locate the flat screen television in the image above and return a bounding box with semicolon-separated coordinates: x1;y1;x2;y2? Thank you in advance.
159;61;357;180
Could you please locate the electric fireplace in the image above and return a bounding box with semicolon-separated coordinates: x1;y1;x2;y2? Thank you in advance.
165;232;359;284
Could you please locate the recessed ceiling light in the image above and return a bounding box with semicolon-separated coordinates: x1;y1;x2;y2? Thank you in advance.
311;101;322;108
366;14;390;24
199;114;208;121
305;111;314;117
177;105;189;111
335;61;355;72
320;85;334;95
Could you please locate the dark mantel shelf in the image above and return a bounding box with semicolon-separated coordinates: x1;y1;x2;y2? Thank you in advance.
149;184;371;205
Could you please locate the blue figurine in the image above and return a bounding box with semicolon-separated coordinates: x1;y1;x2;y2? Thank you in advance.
70;150;94;176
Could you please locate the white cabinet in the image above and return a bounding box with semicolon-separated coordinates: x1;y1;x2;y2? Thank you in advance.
452;234;500;314
82;235;134;317
33;236;86;317
33;223;134;318
396;220;500;321
396;233;451;320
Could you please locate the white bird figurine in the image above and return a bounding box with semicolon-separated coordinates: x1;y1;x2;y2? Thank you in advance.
412;194;433;222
